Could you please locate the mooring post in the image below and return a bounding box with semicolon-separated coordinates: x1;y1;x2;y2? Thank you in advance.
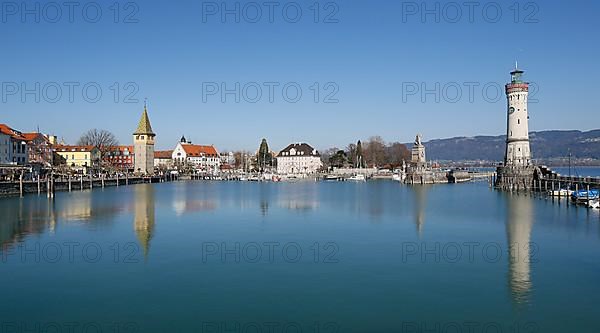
68;175;72;192
19;171;24;198
50;172;55;198
586;184;590;208
101;174;105;188
37;176;41;195
116;173;119;187
126;173;129;186
558;181;561;199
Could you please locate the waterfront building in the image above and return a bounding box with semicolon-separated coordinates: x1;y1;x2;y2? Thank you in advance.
220;152;235;166
104;146;134;171
54;145;101;171
133;104;156;175
276;143;322;175
172;136;220;172
0;124;28;165
154;150;173;168
495;65;536;190
23;133;55;166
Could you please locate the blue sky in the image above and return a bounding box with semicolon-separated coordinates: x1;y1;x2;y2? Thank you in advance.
2;0;599;152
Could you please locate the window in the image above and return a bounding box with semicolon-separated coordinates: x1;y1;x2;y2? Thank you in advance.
518;119;520;124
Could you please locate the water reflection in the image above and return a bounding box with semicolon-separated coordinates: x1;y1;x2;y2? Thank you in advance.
171;183;217;216
505;193;534;305
133;184;155;259
412;186;429;237
278;184;319;211
0;199;55;250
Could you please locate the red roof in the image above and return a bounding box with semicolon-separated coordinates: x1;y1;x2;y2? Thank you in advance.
106;145;134;152
181;144;218;157
155;150;173;159
22;132;43;141
0;124;26;140
54;145;97;152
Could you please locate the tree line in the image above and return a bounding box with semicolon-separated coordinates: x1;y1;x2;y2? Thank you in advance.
321;136;411;169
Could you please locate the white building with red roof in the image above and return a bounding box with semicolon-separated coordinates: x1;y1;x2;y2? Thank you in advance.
0;124;29;165
172;136;220;172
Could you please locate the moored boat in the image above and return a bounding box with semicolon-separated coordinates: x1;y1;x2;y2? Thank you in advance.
548;189;573;197
571;189;599;203
324;174;341;181
347;174;366;181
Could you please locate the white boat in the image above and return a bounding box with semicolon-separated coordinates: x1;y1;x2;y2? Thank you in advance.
548;189;572;197
392;173;405;182
324;174;340;181
588;200;600;209
347;174;366;181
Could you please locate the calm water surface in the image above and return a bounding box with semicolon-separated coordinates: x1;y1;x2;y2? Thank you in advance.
1;181;599;332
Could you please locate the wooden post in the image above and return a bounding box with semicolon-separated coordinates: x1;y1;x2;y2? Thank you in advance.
558;181;561;199
19;171;23;198
68;175;72;192
89;174;93;189
586;184;590;208
116;173;119;187
126;173;129;185
101;174;105;188
50;172;55;198
37;176;41;195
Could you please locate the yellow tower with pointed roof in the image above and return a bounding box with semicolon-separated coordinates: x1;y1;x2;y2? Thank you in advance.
133;103;155;174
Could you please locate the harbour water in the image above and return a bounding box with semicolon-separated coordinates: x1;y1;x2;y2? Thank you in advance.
1;180;599;332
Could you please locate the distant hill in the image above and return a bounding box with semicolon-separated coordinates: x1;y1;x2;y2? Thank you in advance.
412;130;600;161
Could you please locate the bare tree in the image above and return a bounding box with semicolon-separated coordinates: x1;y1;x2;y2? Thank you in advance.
77;129;119;155
364;136;386;167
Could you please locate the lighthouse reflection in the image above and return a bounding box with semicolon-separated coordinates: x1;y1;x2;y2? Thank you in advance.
133;184;155;259
505;194;534;305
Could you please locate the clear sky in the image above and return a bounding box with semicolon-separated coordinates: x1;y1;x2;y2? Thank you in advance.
2;0;599;152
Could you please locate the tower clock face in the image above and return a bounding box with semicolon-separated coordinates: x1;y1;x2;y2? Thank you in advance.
509;107;515;114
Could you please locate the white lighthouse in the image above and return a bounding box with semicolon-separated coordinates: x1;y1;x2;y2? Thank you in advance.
504;64;531;166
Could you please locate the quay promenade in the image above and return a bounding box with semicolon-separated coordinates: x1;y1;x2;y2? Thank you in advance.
0;174;175;198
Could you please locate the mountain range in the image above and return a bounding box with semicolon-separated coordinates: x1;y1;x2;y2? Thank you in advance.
413;130;600;162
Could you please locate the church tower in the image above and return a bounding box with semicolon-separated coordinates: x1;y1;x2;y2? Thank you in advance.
133;103;155;174
504;64;531;166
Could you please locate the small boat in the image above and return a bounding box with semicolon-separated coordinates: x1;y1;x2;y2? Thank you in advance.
248;175;260;181
588;200;599;209
392;173;405;182
548;189;572;197
571;189;599;203
324;174;340;181
347;174;366;181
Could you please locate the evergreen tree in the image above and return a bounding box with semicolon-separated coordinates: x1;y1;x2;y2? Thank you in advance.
356;140;366;168
256;138;272;171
